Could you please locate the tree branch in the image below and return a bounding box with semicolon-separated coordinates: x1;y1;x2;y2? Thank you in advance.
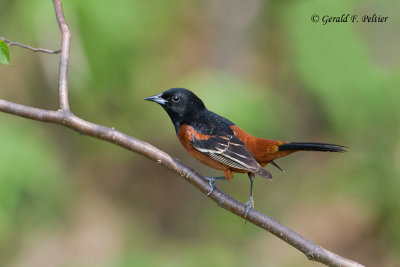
0;36;61;54
53;0;71;111
0;2;364;267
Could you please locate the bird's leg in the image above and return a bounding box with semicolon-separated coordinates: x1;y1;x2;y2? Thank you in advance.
244;173;255;223
204;176;226;195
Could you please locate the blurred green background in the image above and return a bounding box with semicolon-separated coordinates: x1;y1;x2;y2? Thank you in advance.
1;0;399;266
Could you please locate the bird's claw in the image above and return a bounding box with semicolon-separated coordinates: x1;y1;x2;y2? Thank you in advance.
205;177;216;195
244;197;254;224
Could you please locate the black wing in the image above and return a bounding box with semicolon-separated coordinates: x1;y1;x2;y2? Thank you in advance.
190;134;272;179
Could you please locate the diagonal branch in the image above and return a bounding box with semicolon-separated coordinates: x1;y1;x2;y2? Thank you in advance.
0;36;60;54
0;99;364;267
0;1;365;267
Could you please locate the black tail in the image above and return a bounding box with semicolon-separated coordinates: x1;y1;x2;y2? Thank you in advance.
278;142;347;152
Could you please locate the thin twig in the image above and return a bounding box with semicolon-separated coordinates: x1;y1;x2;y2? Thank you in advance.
0;36;60;54
52;0;71;111
0;1;365;267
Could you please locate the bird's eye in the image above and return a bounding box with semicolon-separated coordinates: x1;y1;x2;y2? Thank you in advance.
172;95;181;103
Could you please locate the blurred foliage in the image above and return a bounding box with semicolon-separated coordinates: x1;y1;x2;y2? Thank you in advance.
0;118;69;265
0;0;399;266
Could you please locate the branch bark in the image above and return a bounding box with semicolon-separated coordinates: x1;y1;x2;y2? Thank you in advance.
0;2;364;267
52;0;71;110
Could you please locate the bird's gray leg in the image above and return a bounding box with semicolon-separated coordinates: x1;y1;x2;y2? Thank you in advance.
244;173;255;223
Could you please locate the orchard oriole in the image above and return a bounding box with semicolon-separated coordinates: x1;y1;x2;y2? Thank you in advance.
144;88;346;216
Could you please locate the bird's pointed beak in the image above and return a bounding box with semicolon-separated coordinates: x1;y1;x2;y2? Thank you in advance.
143;93;167;105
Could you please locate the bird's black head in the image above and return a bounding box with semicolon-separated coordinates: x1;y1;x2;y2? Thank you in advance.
144;88;206;132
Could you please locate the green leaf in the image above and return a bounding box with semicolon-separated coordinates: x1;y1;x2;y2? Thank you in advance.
0;40;10;65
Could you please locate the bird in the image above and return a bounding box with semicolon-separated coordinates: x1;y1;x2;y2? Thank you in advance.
144;88;346;217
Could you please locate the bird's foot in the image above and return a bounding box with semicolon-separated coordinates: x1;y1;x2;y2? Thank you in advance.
244;196;254;224
205;177;216;195
204;176;225;195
